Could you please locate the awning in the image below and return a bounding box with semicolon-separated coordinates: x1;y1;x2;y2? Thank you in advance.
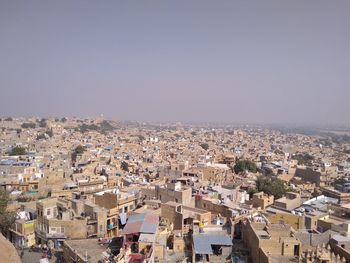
193;234;232;255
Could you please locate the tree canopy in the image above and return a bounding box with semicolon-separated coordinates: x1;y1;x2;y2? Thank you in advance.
256;175;287;199
0;190;15;235
79;123;99;133
21;122;36;129
37;118;47;128
79;120;115;134
9;146;26;156
74;145;86;155
137;135;145;142
121;161;129;172
100;120;114;131
46;129;53;138
234;159;257;174
36;134;46;140
200;143;209;151
292;153;314;166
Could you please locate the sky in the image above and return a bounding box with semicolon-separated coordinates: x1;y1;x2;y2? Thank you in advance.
0;1;349;125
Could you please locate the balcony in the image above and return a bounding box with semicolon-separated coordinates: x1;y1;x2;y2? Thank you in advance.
87;219;98;225
87;230;97;237
46;232;66;239
35;229;66;240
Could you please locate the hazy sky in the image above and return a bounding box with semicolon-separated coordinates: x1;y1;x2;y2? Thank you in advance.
1;1;349;125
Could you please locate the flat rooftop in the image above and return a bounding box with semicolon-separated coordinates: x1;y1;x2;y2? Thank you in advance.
321;216;346;225
65;238;106;263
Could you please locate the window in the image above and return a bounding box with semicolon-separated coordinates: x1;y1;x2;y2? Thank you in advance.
124;206;128;213
175;198;178;203
47;209;51;216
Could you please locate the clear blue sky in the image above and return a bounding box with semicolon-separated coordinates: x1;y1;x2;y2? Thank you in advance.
1;1;349;125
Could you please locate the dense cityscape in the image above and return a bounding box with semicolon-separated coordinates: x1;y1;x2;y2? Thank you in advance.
1;1;349;262
1;117;350;262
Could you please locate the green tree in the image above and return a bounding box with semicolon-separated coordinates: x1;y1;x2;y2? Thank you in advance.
9;146;26;156
16;195;32;202
0;190;16;235
200;143;209;151
74;145;86;155
256;176;286;199
137;135;145;142
234;159;257;174
71;145;86;164
274;149;284;155
292;153;314;166
38;118;47;128
247;187;258;198
262;166;275;176
100;120;114;131
36;134;46;140
21;122;36;129
46;129;53;138
121;161;129;172
79;123;99;133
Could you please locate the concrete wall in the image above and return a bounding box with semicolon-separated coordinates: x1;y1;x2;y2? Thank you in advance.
197;198;228;217
242;222;262;263
140;187;157;200
156;185;193;206
242;222;300;263
259;248;270;263
267;213;305;229
161;203;183;230
252;192;274;210
94;192;117;209
48;218;88;239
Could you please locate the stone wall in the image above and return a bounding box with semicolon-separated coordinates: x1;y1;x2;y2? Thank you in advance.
0;233;21;263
